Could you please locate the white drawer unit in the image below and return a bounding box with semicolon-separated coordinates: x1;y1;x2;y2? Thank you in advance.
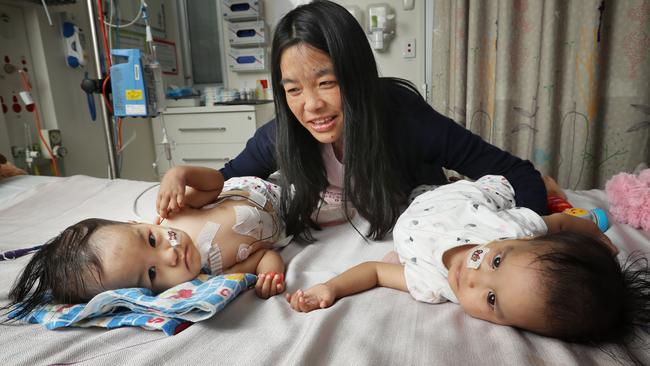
151;103;274;178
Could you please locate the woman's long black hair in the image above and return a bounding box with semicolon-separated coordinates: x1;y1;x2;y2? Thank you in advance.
271;0;408;241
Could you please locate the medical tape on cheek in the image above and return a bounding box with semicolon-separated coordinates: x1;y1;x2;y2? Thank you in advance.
165;227;181;248
466;245;490;269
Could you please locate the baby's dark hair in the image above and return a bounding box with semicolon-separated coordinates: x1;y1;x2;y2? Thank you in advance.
532;231;650;344
1;218;121;321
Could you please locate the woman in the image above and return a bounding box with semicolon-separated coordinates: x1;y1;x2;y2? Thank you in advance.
157;0;547;242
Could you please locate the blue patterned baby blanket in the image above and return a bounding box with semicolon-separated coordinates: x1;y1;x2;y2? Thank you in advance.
11;273;257;335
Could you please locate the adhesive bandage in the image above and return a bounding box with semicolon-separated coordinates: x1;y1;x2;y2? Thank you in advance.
233;206;275;240
466;245;490;269
166;228;181;248
196;221;221;267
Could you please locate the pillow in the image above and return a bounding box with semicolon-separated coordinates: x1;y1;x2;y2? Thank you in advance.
11;273;257;335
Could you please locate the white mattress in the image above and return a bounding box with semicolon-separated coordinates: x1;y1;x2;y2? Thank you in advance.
1;175;649;365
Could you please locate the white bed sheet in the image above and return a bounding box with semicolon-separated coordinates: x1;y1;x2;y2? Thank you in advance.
1;175;649;366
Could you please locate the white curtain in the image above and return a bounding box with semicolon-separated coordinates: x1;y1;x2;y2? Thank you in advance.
430;0;650;189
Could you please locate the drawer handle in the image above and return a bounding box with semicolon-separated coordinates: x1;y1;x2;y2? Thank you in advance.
178;127;227;133
182;158;231;163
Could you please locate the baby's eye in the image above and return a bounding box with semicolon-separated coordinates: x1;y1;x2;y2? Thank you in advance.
148;232;156;247
487;292;496;307
492;255;502;268
148;266;157;282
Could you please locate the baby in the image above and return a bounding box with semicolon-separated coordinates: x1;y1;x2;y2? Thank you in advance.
6;170;288;321
287;175;650;342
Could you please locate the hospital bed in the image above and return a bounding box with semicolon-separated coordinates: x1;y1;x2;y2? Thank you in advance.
1;174;649;365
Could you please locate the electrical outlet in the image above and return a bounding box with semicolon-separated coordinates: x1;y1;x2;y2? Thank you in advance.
40;129;63;159
402;38;416;58
11;146;25;159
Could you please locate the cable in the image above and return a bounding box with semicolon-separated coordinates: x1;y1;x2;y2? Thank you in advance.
103;0;144;28
39;0;53;26
0;244;45;261
101;75;113;113
132;182;161;222
117;117;123;151
97;0;112;68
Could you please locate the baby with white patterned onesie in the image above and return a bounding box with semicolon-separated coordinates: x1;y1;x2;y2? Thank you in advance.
285;175;635;342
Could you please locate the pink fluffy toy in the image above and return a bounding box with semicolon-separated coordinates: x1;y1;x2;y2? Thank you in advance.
605;168;650;232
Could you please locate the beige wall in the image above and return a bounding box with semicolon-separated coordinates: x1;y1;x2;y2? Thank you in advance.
223;0;427;94
0;0;182;180
1;0;426;180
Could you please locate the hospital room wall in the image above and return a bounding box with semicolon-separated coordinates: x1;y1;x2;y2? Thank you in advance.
224;0;427;96
2;0;424;180
0;0;182;180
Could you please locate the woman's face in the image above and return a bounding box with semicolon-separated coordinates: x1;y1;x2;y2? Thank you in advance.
280;44;344;148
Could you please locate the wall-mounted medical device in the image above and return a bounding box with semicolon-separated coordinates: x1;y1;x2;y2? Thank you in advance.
39;129;67;159
222;0;262;21
228;20;266;47
367;4;395;51
62;21;86;68
110;49;165;117
227;47;266;72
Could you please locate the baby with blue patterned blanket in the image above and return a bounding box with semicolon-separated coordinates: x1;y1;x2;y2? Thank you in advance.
2;173;290;331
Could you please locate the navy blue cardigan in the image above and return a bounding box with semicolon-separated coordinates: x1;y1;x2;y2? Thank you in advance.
220;84;548;215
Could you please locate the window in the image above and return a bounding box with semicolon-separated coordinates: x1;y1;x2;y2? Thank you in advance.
177;0;225;86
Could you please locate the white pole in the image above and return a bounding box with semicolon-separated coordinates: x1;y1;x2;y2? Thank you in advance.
86;0;119;178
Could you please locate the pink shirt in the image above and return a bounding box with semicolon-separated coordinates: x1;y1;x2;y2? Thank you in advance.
314;144;355;226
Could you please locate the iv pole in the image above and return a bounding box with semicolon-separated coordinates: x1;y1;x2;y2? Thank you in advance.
85;0;119;179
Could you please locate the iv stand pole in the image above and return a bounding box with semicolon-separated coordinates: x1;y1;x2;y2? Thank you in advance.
85;0;119;179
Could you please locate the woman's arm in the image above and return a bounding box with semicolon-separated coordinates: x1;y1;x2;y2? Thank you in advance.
219;120;278;180
542;213;617;254
392;86;547;215
286;262;407;312
437;117;548;215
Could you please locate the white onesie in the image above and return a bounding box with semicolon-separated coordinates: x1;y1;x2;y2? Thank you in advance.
393;175;548;304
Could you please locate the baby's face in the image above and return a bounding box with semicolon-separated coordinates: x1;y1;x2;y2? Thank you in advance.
447;239;548;333
91;223;202;294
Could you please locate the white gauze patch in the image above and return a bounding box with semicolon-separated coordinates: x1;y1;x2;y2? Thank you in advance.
232;205;275;240
196;221;221;267
466;245;490;269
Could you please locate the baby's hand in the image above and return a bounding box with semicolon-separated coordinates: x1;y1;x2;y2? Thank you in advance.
157;167;188;220
285;284;335;312
255;272;285;299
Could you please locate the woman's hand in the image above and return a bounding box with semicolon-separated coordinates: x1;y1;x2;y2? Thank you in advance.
285;284;336;312
255;272;285;299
